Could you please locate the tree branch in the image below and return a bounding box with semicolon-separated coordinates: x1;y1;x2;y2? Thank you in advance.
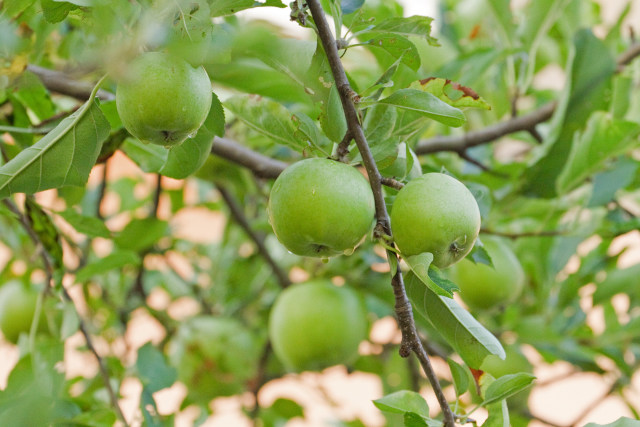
416;41;640;155
415;102;556;154
305;2;455;425
27;65;115;101
211;137;288;179
216;184;291;289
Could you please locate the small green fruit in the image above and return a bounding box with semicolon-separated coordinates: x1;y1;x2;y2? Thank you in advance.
390;173;481;268
168;316;259;401
0;281;46;344
269;281;368;372
268;158;375;257
116;51;212;147
448;236;525;310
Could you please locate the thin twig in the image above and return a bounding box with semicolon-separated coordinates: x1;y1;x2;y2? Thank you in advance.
380;177;405;190
336;130;352;162
216;184;291;289
305;2;456;425
2;198;129;426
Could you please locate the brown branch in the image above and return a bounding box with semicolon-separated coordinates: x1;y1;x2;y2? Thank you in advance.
380;177;405;190
305;2;455;425
27;65;115;101
211;137;288;179
216;184;291;289
2;199;129;426
336;130;352;162
416;102;556;154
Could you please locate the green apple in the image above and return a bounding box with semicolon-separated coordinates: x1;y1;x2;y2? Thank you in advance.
0;280;46;344
390;173;481;268
268;281;368;372
268;158;375;257
116;51;212;147
167;316;259;401
448;236;525;310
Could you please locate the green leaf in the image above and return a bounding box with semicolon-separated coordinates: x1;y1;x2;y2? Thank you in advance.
447;359;470;397
321;84;348;143
483;399;509;427
209;0;285;17
556;112;640;194
40;0;77;23
364;34;421;71
75;250;141;282
341;0;364;15
585;418;640;427
373;390;429;416
403;412;429;427
404;253;458;297
524;29;617;197
408;78;491;110
136;343;177;393
468;241;492;266
114;218;169;252
11;71;56;123
593;264;640;305
368;15;438;46
589;156;637;204
405;271;505;368
482;373;536;406
224;95;305;150
0;99;110;199
292;112;333;153
270;398;304;419
56;209;111;238
371;89;466;128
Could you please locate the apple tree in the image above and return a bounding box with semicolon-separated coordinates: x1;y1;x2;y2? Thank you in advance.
0;0;639;426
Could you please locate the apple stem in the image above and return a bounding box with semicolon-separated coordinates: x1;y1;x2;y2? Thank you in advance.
306;2;457;426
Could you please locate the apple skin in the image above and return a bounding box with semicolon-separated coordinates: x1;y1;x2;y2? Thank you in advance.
0;281;45;344
390;173;481;268
268;281;368;372
268;158;375;257
116;51;212;147
167;316;259;401
448;236;525;311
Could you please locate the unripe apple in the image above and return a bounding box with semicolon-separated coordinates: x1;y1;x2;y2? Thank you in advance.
268;281;368;372
116;51;212;147
268;158;375;257
448;236;525;310
0;281;46;344
167;316;259;401
390;173;481;268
